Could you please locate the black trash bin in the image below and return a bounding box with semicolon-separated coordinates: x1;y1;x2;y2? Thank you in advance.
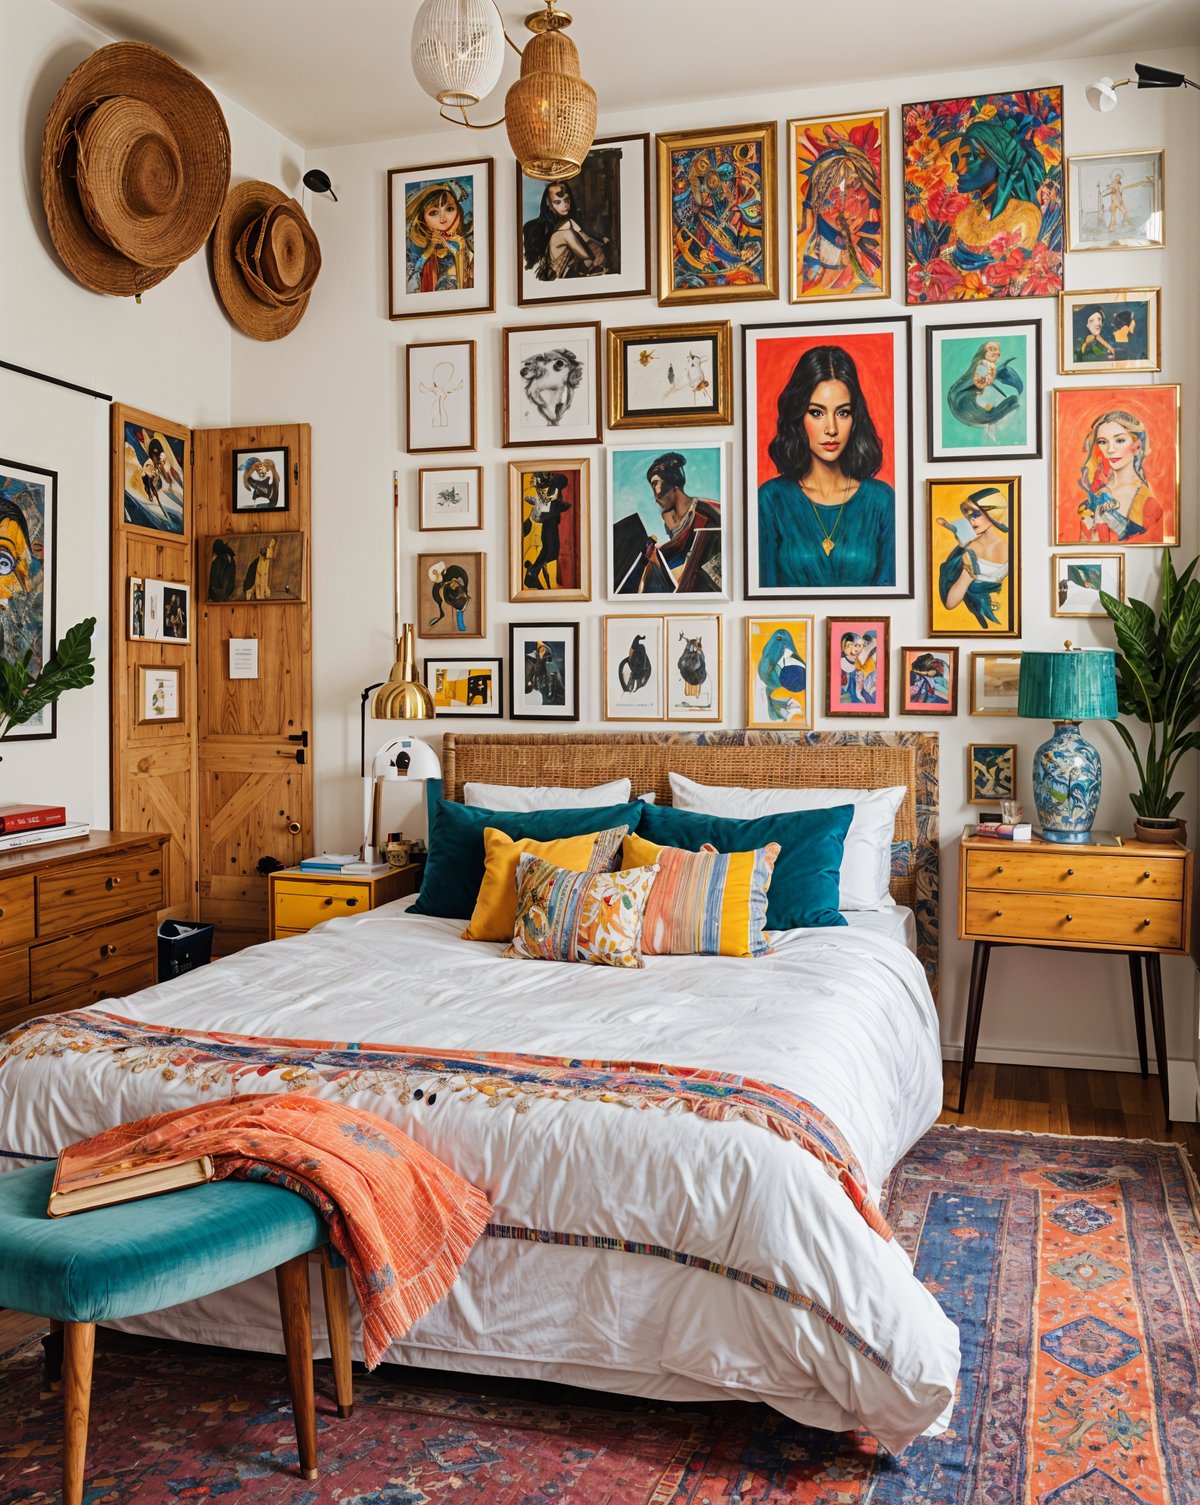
158;920;215;980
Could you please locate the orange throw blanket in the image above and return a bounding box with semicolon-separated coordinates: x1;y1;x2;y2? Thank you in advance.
62;1093;492;1367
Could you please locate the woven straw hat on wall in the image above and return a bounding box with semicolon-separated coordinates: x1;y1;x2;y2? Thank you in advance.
210;181;322;341
41;41;230;297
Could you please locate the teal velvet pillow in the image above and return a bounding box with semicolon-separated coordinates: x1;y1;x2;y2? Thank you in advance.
412;799;645;920
637;802;852;930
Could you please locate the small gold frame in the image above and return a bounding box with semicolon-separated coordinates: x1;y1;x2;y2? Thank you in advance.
607;320;733;429
968;743;1018;804
969;652;1022;716
1051;553;1125;618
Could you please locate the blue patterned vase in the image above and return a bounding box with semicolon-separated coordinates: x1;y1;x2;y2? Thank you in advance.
1032;721;1102;843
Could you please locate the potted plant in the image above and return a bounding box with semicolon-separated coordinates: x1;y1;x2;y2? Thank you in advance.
1100;549;1200;843
0;617;97;758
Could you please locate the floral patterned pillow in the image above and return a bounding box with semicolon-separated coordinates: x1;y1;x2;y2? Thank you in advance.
503;853;658;969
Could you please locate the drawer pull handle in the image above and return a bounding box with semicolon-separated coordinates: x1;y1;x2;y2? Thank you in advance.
994;909;1003;917
1142;918;1151;927
1065;914;1073;922
1143;871;1151;879
995;865;1003;874
345;898;359;908
1066;868;1074;876
0;909;4;920
105;876;122;890
323;897;334;907
100;943;118;958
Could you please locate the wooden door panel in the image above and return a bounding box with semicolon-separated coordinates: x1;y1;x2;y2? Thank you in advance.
114;742;191;916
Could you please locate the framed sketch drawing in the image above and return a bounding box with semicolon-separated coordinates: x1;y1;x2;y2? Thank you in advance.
406;340;476;453
0;457;56;740
825;616;889;717
1052;553;1124;618
927;478;1020;638
969;744;1017;803
119;409;187;535
1068;149;1163;251
970;652;1021;716
900;646;958;715
416;551;485;639
137;665;182;724
607;443;726;598
603;615;664;721
387;156;494;319
508;459;591;603
1052;385;1179;546
425;656;503;717
1058;288;1160;375
509;622;579;721
503;322;602;446
517;134;650;305
607;321;733;429
665;614;721;722
232;447;288;512
204;534;305;604
746;617;813;728
419;467;482;531
926;321;1041;462
789;110;889;303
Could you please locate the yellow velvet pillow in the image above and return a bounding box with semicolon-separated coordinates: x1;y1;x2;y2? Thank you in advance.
621;831;778;958
462;825;627;942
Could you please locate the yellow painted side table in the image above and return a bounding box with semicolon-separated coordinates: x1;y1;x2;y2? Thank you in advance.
268;865;419;940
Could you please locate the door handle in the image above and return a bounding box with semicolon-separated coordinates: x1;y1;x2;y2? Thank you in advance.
287;821;301;835
288;731;309;747
277;749;306;764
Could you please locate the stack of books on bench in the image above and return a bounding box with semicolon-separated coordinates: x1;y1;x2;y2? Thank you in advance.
0;803;90;853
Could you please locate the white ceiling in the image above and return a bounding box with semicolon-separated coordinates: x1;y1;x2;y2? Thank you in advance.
52;0;1200;149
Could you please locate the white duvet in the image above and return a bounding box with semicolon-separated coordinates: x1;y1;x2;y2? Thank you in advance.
0;902;959;1453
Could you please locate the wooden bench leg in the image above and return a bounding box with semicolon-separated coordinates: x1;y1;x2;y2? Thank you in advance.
62;1320;95;1505
275;1254;319;1481
320;1254;354;1419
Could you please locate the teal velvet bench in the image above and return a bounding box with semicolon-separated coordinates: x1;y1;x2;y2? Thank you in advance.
0;1162;355;1505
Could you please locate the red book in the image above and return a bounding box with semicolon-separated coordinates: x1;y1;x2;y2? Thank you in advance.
0;803;66;834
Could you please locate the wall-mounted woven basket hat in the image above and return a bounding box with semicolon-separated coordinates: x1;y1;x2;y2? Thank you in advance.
211;180;322;341
41;41;230;296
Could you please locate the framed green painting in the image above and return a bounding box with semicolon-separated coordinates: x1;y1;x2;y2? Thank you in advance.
926;320;1041;461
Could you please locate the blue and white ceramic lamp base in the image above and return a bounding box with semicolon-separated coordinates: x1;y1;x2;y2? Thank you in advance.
1031;721;1103;844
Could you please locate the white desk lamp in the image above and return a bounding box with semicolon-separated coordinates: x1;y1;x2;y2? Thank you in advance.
361;733;441;866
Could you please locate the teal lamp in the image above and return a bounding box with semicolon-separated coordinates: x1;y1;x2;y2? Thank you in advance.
1017;645;1118;843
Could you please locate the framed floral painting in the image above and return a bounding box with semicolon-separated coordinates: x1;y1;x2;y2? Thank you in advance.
418;467;482;531
746;616;813;728
387;157;494;319
508;459;591;603
900;646;958;715
603;615;665;721
825;616;889;717
927;477;1020;638
789;110;888;303
1052;385;1179;546
926;320;1041;461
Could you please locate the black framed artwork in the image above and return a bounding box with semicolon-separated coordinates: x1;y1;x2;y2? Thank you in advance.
232;446;290;511
0;456;58;740
508;621;580;721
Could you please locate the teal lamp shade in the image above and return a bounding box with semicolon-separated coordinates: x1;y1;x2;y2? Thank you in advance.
1018;650;1117;843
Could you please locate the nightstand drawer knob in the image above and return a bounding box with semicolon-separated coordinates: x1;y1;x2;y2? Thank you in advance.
1065;914;1073;922
100;943;117;957
1143;918;1151;927
1143;871;1151;879
105;876;121;890
995;865;1003;874
345;898;359;907
1066;868;1074;876
995;909;1003;917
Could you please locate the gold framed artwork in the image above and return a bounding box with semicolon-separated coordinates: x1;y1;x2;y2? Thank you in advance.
665;613;722;722
745;617;813;728
416;550;486;639
136;664;183;724
927;478;1020;638
788;110;889;303
1058;288;1161;375
1067;149;1164;252
607;320;733;428
603;615;665;721
508;459;591;603
899;646;959;716
656;122;778;307
970;652;1021;716
969;743;1017;803
1051;552;1125;618
1052;385;1179;547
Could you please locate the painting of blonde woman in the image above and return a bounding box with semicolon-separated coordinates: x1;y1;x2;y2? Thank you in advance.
928;478;1021;637
1053;386;1180;547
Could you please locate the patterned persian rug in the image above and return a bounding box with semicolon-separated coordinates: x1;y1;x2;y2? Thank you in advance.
1;1126;1198;1504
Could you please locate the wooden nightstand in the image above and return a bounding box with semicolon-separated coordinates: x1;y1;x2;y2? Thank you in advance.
957;833;1193;1122
268;865;420;940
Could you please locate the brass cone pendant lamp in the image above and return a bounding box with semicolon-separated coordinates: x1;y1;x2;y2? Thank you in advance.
504;5;597;180
373;624;433;720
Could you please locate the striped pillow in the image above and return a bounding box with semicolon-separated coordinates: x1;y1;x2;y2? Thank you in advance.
503;853;658;969
622;832;778;958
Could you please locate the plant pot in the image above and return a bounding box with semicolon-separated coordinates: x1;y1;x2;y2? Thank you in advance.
1133;817;1187;846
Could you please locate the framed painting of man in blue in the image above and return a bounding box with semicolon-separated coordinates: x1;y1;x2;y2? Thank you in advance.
657;122;777;306
743;317;913;601
928;478;1021;638
607;444;726;598
746;617;813;728
926;320;1041;461
0;458;56;740
387;157;494;319
789;110;889;303
902;87;1063;303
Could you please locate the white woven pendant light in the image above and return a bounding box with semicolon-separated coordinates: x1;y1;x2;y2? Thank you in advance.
411;0;505;108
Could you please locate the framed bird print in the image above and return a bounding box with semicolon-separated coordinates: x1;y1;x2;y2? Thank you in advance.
746;616;813;728
607;320;733;428
603;614;664;721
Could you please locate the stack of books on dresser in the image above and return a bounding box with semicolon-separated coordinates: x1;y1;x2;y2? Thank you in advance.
0;803;90;853
299;852;359;873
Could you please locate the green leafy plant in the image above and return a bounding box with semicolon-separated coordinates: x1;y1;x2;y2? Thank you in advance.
1100;549;1200;822
0;617;97;748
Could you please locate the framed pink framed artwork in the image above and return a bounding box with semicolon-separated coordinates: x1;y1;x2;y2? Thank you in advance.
825;616;889;716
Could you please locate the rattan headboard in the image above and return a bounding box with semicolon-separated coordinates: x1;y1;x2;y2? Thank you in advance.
440;730;939;993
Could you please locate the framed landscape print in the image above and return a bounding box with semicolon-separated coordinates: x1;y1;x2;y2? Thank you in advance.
508;459;591;603
665;614;722;722
746;616;813;728
0;456;56;739
789;110;888;303
656;121;777;306
204;534;304;604
926;320;1041;461
120;410;186;535
969;743;1016;803
406;340;476;453
825;616;889;717
419;466;482;531
607;320;733;428
902;87;1063;303
927;478;1020;638
607;442;727;598
425;656;503;717
387;156;494;319
970;652;1021;715
1052;552;1124;618
509;622;579;721
1068;149;1163;251
1052;385;1180;546
517;134;650;305
743;317;913;600
137;665;182;724
502;322;601;446
603;615;664;721
900;646;958;715
129;576;191;642
417;551;485;639
1058;288;1160;375
232;447;288;512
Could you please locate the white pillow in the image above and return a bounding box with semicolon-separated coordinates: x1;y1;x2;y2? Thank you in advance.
464;778;632;811
667;772;906;911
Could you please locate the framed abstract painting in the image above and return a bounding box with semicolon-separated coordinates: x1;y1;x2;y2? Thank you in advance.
232;447;289;512
746;616;813;728
0;457;56;740
926;320;1041;461
387;157;494;319
665;613;722;722
1058;288;1160;375
1067;149;1163;251
969;743;1017;803
607;320;733;428
927;477;1020;638
509;622;579;721
825;616;889;717
899;646;958;715
502;322;602;447
416;551;485;639
607;442;727;598
425;656;503;717
902;87;1063;304
508;459;591;603
970;652;1021;716
120;411;187;535
603;614;665;721
788;109;889;303
1051;552;1124;618
1052;385;1180;546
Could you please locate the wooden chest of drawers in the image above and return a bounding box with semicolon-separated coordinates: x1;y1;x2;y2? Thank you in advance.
0;832;168;1034
269;864;419;939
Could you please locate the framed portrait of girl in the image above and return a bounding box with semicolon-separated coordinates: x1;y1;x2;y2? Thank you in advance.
743;317;913;600
788;110;889;304
387;158;494;319
1052;386;1180;546
927;478;1021;638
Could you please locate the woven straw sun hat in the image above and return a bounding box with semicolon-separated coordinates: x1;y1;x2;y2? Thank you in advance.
211;181;322;341
41;41;230;296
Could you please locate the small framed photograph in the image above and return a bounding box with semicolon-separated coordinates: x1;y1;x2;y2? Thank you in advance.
1058;288;1161;375
503;322;602;446
128;576;191;642
508;459;590;603
419;466;482;531
789;109;889;303
969;743;1017;803
926;321;1042;462
1052;385;1180;546
603;614;665;721
665;613;722;723
607;321;733;429
232;447;289;512
746;616;813;728
1052;553;1125;618
387;156;494;319
899;646;959;716
509;621;579;721
607;442;727;598
927;478;1020;638
406;340;476;453
1068;149;1164;252
517;134;651;306
204;533;305;603
425;656;503;717
970;652;1021;716
416;551;485;639
137;664;182;724
825;616;889;717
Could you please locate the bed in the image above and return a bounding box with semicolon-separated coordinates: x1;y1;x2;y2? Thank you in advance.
0;730;958;1454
